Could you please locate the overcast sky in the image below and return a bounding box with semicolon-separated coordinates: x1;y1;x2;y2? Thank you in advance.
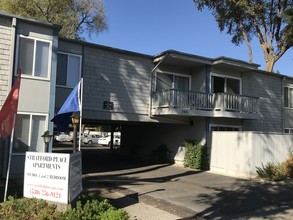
88;0;293;76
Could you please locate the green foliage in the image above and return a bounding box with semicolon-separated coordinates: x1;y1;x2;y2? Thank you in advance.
183;141;209;170
0;196;61;220
256;162;287;182
193;0;292;72
0;0;107;39
0;196;129;220
61;198;129;220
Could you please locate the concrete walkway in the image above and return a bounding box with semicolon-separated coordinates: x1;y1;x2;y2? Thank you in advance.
81;148;293;220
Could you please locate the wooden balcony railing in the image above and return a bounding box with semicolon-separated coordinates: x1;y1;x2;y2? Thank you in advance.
152;89;259;115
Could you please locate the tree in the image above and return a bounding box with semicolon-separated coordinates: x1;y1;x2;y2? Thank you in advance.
193;0;293;72
0;0;107;39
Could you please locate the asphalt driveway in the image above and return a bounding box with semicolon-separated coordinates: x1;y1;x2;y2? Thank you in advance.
80;147;293;219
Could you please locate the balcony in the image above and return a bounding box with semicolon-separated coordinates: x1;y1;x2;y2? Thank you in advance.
151;90;259;119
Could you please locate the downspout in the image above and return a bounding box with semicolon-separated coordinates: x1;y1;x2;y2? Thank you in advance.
9;17;17;89
281;76;286;133
148;53;169;116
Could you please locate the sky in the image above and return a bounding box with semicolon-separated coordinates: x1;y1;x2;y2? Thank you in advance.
87;0;293;76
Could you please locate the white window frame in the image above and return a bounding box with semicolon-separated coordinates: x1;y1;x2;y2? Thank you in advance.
13;112;48;155
209;124;242;132
155;70;191;91
210;73;242;95
15;35;52;80
56;51;82;88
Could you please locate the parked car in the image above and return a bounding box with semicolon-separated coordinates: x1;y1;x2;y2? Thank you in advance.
98;135;120;146
83;134;101;144
54;132;72;142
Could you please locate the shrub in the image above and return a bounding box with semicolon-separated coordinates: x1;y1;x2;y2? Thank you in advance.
283;152;293;178
0;196;129;220
0;196;61;220
61;198;129;220
256;162;287;182
183;141;209;170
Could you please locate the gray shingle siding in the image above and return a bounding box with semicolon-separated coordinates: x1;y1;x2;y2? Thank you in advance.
242;72;283;132
0;22;12;108
83;46;153;118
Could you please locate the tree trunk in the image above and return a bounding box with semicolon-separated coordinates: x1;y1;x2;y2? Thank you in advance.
265;56;275;72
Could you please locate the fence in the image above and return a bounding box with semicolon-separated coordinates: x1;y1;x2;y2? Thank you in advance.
210;131;293;178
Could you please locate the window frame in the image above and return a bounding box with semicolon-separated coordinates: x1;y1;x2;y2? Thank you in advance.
15;35;52;80
209;124;242;132
12;112;48;155
56;51;82;88
210;73;242;95
284;128;293;134
284;86;293;109
155;70;191;91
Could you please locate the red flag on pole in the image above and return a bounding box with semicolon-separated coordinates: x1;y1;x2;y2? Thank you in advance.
0;69;21;139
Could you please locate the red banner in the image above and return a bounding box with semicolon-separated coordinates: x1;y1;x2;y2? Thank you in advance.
0;69;21;139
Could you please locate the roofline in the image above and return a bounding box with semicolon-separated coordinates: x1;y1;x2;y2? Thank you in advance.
0;10;62;30
59;37;153;59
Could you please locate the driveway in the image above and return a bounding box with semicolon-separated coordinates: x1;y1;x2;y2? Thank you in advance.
80;147;293;219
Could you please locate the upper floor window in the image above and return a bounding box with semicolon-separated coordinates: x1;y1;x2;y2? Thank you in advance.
17;36;51;78
284;87;293;108
155;71;190;91
211;75;241;95
57;52;81;87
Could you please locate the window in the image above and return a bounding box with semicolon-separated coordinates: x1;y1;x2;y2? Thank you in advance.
211;75;241;95
17;36;51;78
13;113;47;153
284;87;293;108
210;124;242;132
57;52;81;87
284;128;293;134
155;71;190;91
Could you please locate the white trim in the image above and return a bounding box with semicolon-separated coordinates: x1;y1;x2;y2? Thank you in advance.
15;35;52;80
57;52;82;88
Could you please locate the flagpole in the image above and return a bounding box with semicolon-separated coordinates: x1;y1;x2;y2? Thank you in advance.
4;113;16;201
78;78;83;151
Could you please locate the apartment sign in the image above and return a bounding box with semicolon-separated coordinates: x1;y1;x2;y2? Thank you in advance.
23;151;82;204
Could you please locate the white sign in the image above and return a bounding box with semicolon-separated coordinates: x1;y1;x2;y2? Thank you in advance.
69;152;83;202
23;151;82;204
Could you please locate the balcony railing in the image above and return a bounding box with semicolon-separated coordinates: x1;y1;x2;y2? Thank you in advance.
152;89;259;115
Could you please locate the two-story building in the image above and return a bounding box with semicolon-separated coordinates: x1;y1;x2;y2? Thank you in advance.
1;11;293;177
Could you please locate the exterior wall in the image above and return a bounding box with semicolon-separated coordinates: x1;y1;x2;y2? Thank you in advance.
121;117;206;160
82;44;154;122
210;131;293;178
0;16;13;177
0;16;13;108
0;13;59;178
211;66;242;79
242;72;283;132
